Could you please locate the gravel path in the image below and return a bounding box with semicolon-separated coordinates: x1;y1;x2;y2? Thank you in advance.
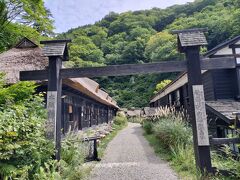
89;123;178;180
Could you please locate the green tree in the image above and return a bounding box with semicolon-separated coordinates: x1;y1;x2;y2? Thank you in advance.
128;27;156;41
122;38;146;64
0;0;54;52
145;32;179;62
154;79;172;94
0;0;54;35
70;36;105;66
84;26;108;47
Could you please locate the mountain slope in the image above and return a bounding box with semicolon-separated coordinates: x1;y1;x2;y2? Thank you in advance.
58;0;240;108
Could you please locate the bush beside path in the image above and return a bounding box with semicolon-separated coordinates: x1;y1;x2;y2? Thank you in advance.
89;123;178;180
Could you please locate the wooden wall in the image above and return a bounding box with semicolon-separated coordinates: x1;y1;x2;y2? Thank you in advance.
151;68;238;108
61;85;116;133
212;69;237;100
202;71;215;101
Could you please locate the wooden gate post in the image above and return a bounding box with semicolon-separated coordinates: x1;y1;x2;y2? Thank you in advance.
40;40;71;160
172;29;212;173
48;56;62;160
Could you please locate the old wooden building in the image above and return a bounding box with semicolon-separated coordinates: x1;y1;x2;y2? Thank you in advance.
0;37;118;133
150;35;240;153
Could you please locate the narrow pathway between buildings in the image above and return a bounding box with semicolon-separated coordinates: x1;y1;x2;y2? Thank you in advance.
89;123;178;180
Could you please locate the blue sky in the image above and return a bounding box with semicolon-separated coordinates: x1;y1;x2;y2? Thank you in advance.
44;0;194;33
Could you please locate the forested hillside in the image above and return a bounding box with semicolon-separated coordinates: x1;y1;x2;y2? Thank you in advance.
57;0;240;108
1;0;240;108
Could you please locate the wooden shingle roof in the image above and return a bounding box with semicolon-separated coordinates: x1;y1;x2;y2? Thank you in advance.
172;28;208;52
42;43;66;56
178;31;208;47
206;100;240;123
40;39;71;61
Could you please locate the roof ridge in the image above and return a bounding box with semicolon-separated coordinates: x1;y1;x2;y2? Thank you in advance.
14;37;38;49
204;35;240;57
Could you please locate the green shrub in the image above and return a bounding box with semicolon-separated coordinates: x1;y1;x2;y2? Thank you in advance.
60;132;90;180
0;77;56;179
171;144;197;173
113;115;128;126
212;145;240;178
143;120;153;134
0;93;55;179
33;160;60;180
143;107;240;179
152;117;192;150
0;81;37;107
128;117;143;124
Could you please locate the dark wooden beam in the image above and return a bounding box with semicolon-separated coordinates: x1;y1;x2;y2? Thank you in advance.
60;57;235;78
40;39;72;44
20;57;236;80
229;44;240;48
210;138;240;145
211;54;240;58
60;60;187;78
20;69;48;81
201;57;235;70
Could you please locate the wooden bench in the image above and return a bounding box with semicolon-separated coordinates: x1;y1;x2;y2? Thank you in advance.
83;136;101;162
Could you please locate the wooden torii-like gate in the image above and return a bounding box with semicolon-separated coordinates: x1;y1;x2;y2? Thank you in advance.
20;28;236;173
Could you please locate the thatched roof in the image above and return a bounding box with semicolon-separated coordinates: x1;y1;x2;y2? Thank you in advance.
0;38;118;108
126;109;141;117
0;47;48;84
143;107;158;117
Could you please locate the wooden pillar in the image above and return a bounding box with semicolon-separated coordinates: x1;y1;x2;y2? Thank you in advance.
185;46;212;173
232;48;240;99
39;39;71;161
46;56;62;160
107;107;109;123
235;66;240;99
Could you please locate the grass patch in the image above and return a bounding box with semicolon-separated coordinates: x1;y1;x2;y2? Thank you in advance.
144;133;172;161
144;133;204;179
142;107;240;180
128;117;143;124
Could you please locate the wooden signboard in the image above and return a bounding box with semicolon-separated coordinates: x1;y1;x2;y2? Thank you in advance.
46;91;57;140
192;85;210;146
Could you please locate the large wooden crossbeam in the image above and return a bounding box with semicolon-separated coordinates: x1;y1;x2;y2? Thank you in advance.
20;57;235;80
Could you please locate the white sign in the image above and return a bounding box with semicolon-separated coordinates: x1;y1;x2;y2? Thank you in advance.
192;85;210;146
46;91;57;141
